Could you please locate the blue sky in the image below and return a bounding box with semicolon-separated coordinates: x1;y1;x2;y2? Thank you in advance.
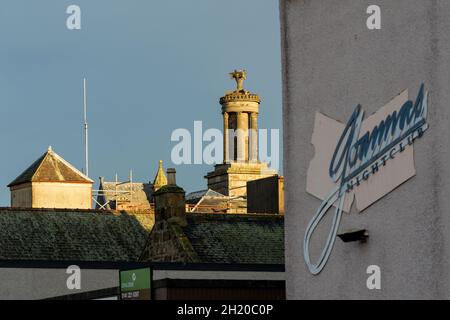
0;0;282;206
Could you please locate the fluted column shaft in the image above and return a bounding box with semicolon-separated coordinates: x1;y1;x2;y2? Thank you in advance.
250;112;258;161
223;112;229;163
236;112;249;162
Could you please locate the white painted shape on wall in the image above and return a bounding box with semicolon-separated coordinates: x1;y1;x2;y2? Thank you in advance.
306;89;416;213
354;90;416;211
306;112;354;213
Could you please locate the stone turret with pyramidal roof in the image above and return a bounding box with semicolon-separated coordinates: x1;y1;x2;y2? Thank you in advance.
8;146;94;209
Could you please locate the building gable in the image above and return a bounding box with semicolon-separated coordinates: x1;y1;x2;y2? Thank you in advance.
8;147;93;187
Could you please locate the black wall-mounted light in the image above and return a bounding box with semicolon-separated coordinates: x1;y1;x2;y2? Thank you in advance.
337;229;369;243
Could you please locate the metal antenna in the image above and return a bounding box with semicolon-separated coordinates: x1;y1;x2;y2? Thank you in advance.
83;78;89;177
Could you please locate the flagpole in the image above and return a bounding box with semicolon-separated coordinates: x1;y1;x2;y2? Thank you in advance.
83;78;89;177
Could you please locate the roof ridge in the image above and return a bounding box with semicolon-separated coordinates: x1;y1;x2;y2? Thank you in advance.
29;150;51;182
7;151;47;187
8;148;93;187
49;150;93;183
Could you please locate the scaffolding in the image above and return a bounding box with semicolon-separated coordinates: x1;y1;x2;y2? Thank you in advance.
92;170;148;211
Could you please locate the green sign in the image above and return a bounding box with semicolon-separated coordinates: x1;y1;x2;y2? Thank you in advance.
120;268;151;300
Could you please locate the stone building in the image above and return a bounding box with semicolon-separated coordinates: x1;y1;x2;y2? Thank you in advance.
140;168;284;264
205;70;277;197
0;169;284;300
8;146;93;209
0;73;285;299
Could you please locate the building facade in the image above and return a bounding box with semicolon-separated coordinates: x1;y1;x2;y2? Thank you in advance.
281;0;450;299
8;147;93;209
0;166;284;299
247;175;284;215
140;168;284;264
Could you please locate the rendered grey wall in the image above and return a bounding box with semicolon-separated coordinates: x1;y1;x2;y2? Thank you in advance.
280;0;450;299
0;268;118;300
0;268;284;299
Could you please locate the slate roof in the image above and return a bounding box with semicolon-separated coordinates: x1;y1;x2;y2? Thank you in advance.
8;147;93;187
182;213;284;264
0;208;154;261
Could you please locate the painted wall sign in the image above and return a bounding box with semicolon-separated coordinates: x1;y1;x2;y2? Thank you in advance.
304;84;429;275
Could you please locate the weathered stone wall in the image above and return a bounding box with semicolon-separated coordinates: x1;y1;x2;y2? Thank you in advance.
207;163;277;197
10;183;32;208
31;182;92;209
141;184;198;263
11;182;92;209
139;220;198;263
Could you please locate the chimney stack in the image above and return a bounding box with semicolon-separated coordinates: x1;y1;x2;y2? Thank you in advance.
167;168;176;185
153;170;186;226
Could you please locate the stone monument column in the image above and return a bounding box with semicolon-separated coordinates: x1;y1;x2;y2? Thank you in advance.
250;112;258;162
236;111;249;162
223;112;229;163
206;70;276;198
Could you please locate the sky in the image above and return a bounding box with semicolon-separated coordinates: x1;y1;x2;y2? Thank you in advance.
0;0;282;206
